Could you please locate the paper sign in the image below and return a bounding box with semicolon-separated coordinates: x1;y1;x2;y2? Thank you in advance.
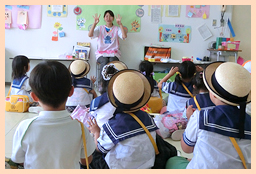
51;5;63;12
52;36;58;41
5;11;11;23
17;11;27;24
198;24;212;40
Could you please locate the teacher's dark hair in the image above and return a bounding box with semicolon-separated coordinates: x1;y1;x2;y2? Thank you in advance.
104;10;114;18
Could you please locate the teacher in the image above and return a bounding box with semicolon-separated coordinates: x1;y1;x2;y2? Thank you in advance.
88;10;127;82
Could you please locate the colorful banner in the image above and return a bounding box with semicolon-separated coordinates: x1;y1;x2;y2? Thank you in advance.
76;5;142;32
158;24;192;43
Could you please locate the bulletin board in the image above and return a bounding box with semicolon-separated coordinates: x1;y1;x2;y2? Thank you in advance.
158;24;192;43
4;5;42;29
186;5;210;19
75;5;142;32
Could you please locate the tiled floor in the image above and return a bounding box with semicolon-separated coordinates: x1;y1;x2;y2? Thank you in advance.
5;85;193;159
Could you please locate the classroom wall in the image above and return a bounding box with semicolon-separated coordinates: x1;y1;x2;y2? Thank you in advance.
5;5;250;83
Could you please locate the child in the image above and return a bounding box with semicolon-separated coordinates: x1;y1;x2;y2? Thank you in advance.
10;55;33;103
66;59;97;113
158;61;202;114
139;60;164;113
10;61;95;169
139;60;160;97
183;71;215;120
166;61;251;169
10;55;43;113
88;69;159;169
90;60;127;128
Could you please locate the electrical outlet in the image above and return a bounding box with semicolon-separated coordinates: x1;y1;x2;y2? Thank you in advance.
212;19;217;26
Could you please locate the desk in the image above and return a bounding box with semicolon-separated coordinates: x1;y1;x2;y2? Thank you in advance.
207;49;242;62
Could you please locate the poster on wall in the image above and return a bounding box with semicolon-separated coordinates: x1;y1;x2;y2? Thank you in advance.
76;5;142;33
165;5;180;17
4;5;42;29
186;5;210;19
158;24;192;43
47;5;68;17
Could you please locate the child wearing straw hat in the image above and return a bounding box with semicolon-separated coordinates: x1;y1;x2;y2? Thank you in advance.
87;69;159;169
66;60;97;113
166;61;251;169
89;60;127;128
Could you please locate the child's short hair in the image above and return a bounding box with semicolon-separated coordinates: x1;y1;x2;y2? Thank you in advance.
29;61;72;108
12;55;30;80
192;71;207;94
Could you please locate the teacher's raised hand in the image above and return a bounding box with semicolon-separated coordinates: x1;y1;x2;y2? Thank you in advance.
93;13;101;24
115;14;123;26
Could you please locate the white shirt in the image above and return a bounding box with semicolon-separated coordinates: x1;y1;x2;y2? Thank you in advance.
11;110;95;169
98;130;156;169
90;102;116;128
66;88;93;106
10;78;33;102
184;110;251;169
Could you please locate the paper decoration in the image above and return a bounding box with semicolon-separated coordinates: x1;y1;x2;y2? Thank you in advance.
158;24;192;43
52;22;65;41
5;11;12;23
165;5;180;17
74;6;82;15
5;5;41;29
17;11;27;24
198;24;212;40
47;5;67;17
151;5;162;23
136;8;144;17
51;5;63;12
186;5;210;18
76;5;141;32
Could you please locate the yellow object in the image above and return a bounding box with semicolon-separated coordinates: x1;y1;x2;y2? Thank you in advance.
229;137;247;169
129;113;159;155
5;95;29;113
203;12;207;19
5;85;29;113
147;86;164;113
230;38;234;42
78;120;89;169
147;97;164;113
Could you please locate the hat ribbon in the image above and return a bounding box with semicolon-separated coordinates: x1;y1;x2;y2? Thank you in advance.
113;92;144;113
211;72;249;104
71;67;87;78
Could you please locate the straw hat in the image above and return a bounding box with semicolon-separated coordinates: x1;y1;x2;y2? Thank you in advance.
69;59;90;79
107;69;151;113
107;60;127;71
203;61;251;106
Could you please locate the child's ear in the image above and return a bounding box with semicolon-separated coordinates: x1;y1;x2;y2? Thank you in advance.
30;92;39;102
193;85;196;89
69;86;74;97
